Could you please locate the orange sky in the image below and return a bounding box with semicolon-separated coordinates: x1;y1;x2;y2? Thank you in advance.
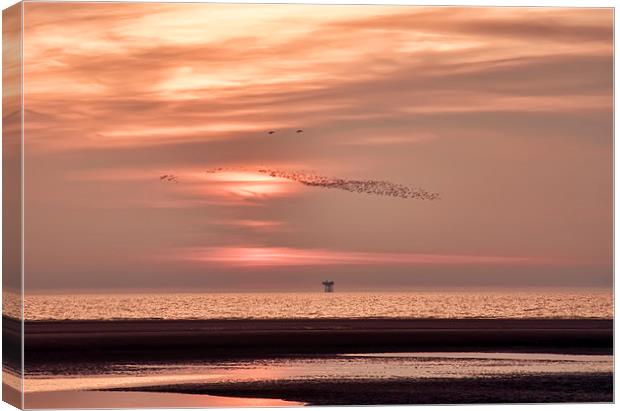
21;3;612;291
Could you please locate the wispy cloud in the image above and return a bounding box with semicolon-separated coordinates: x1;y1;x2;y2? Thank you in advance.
174;246;555;267
23;4;612;152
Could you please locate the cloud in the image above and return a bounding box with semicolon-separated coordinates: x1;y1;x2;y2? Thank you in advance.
230;219;285;229
331;7;612;43
23;4;611;152
342;134;438;146
173;246;555;267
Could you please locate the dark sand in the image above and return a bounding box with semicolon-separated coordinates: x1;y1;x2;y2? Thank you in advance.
107;373;613;405
13;317;612;366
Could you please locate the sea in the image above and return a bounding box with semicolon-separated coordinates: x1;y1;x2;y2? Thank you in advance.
11;289;614;320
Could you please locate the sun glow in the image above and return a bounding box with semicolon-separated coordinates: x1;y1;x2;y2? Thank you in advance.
175;247;556;267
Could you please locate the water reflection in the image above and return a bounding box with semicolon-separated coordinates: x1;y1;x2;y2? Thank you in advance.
25;352;613;393
25;390;302;409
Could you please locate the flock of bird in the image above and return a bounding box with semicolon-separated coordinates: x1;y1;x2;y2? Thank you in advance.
202;166;440;201
159;174;179;183
161;128;440;200
256;168;440;201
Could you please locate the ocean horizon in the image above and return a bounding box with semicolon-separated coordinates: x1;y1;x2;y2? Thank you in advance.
5;289;612;321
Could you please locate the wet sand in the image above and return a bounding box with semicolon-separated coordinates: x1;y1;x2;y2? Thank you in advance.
106;373;613;405
13;317;612;366
25;389;303;408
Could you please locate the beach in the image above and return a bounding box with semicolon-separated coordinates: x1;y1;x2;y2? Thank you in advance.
6;316;611;406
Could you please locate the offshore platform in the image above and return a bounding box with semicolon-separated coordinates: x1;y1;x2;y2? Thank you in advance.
322;280;334;293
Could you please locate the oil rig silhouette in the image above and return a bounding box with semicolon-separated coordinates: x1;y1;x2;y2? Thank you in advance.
322;280;334;293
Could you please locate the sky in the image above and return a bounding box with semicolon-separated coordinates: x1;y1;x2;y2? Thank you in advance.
20;3;612;292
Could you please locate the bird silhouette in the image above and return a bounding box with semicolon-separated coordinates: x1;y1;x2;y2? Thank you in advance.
205;167;224;174
296;129;303;133
160;174;179;183
268;130;275;135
